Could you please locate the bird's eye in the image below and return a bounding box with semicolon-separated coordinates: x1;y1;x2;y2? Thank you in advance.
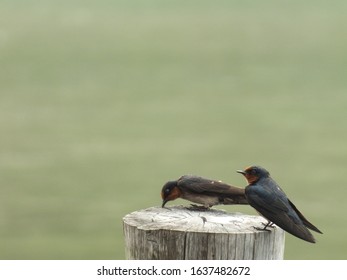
165;188;170;194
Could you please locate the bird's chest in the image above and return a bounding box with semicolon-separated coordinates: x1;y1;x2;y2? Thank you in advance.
245;184;262;196
245;184;275;203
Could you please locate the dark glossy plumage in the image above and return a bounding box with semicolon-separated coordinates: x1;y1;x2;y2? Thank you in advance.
237;166;322;243
161;175;248;208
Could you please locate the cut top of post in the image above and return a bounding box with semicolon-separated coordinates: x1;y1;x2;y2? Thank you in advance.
124;205;268;233
123;206;285;260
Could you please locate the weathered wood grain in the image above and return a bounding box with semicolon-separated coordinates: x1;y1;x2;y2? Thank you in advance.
123;206;285;260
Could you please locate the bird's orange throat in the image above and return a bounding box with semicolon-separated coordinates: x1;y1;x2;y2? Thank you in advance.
162;186;182;202
244;174;259;185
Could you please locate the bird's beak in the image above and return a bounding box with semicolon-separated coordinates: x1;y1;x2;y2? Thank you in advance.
162;199;168;208
236;170;246;175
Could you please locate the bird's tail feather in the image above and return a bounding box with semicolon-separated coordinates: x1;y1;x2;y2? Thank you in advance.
288;199;323;234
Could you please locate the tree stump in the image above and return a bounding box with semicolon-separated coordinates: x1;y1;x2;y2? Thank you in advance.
123;206;285;260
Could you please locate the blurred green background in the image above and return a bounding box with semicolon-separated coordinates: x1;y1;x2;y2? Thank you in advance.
1;0;346;259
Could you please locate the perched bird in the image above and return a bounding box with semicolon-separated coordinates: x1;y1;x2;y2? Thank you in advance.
237;166;322;243
161;175;248;208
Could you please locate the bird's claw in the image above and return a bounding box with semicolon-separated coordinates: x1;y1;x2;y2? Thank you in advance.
253;226;272;232
262;222;275;228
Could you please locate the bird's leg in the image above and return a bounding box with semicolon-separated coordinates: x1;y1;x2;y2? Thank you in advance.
253;221;274;232
187;204;210;211
253;226;271;232
261;221;275;228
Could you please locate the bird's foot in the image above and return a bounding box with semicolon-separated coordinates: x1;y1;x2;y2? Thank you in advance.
186;204;210;211
262;222;275;228
253;226;272;232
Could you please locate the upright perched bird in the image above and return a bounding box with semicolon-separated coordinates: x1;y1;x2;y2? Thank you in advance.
161;175;248;208
237;166;322;243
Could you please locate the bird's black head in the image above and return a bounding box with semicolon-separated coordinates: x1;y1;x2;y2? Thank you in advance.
161;180;181;207
237;165;270;184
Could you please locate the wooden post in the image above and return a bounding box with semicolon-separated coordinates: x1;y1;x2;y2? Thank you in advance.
123;206;285;260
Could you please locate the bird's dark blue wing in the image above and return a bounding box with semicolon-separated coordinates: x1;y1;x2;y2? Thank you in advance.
246;178;316;243
177;175;248;205
178;175;244;195
245;182;289;213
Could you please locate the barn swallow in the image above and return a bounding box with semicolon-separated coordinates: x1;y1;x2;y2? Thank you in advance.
237;166;322;243
161;175;248;208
